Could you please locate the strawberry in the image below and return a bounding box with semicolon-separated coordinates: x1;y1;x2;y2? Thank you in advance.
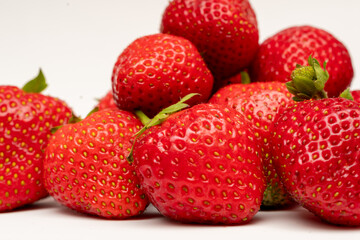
271;57;360;226
351;90;360;103
131;101;265;224
161;0;259;80
213;71;250;92
43;109;149;218
209;82;294;208
98;90;117;110
0;70;72;212
250;25;353;98
111;33;214;118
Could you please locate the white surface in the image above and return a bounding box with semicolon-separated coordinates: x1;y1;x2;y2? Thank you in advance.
0;0;360;239
1;197;359;240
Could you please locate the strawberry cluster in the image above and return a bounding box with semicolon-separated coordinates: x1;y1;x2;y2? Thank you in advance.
1;0;359;227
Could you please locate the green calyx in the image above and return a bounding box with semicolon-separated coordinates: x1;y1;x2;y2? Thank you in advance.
240;71;251;84
127;93;199;164
339;88;354;101
86;106;100;118
50;113;82;134
286;55;329;101
22;69;48;93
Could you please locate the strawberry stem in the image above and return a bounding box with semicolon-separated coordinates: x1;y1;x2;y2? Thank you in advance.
22;69;48;93
286;55;329;101
135;110;151;125
127;93;200;164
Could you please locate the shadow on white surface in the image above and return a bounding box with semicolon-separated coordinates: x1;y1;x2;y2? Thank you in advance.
49;199;163;221
0;196;56;214
290;207;360;231
7;197;359;230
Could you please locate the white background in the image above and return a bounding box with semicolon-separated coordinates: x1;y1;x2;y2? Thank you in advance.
1;0;360;239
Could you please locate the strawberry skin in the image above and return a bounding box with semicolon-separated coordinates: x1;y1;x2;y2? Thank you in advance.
161;0;259;80
250;26;353;98
0;86;72;211
43;109;148;218
271;98;360;226
133;103;265;224
351;90;360;103
209;82;294;208
111;33;213;117
98;91;117;110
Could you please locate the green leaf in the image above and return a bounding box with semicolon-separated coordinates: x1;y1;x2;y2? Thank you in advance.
292;75;316;96
307;55;314;67
161;103;189;114
240;71;251;84
285;82;298;95
292;96;304;102
313;58;321;66
22;69;47;93
313;62;329;91
69;113;82;124
128;93;199;164
339;88;354;101
86;107;99;118
178;93;200;104
50;126;62;134
297;93;311;100
314;79;325;91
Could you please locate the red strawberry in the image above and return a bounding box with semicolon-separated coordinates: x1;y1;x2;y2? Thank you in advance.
213;71;250;92
98;91;117;110
161;0;259;80
132;103;265;224
271;57;360;226
0;70;72;212
111;33;213;117
351;90;360;103
250;25;353;98
209;82;294;208
43;109;149;218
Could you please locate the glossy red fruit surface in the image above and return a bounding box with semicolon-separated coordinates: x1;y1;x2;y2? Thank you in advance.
161;0;259;80
351;90;360;103
133;103;265;224
44;109;148;218
250;26;353;98
0;86;72;211
210;82;294;207
271;98;360;226
112;33;213;117
98;91;117;110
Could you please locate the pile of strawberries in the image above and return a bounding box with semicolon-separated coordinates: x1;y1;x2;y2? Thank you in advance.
1;0;360;227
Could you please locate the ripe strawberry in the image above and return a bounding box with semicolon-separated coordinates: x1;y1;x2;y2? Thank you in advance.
98;90;116;110
250;25;353;98
213;71;250;92
111;33;214;118
271;57;360;226
209;82;294;208
161;0;259;80
132;103;265;224
351;90;360;103
43;109;149;218
0;70;72;212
